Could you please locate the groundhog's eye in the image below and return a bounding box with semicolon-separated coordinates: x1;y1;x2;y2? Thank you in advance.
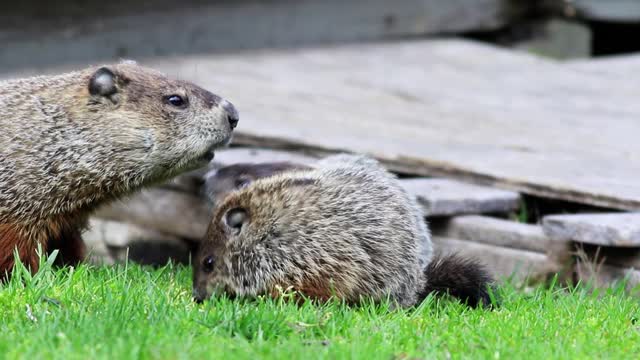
165;95;188;108
202;256;215;273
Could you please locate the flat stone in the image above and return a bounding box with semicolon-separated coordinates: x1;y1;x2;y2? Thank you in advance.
400;179;521;216
431;215;548;253
432;236;555;284
543;213;640;247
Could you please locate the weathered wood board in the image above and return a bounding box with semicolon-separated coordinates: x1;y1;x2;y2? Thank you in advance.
0;0;516;74
136;39;640;210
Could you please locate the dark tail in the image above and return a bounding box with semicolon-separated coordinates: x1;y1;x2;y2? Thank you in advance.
418;254;496;308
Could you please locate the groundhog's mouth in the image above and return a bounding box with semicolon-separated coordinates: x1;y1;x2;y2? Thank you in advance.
192;134;233;167
195;142;223;164
206;134;234;159
201;150;215;163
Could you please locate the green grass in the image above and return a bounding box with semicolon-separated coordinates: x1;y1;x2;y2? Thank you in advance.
1;253;640;360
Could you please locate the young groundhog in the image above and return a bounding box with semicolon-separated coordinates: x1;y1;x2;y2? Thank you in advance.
193;154;494;308
0;61;239;277
204;159;434;270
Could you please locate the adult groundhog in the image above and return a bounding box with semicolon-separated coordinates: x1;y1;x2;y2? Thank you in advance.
0;61;239;277
193;154;494;308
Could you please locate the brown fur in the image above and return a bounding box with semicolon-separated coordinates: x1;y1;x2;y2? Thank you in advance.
0;60;238;277
193;154;495;308
193;154;429;307
0;224;38;279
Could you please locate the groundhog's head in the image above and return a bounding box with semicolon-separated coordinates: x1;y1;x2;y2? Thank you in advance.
203;162;313;206
73;61;239;186
192;172;359;303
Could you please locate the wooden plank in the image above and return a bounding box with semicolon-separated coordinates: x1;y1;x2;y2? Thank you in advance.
401;179;520;216
432;215;548;253
543;213;640;247
134;39;640;211
0;0;515;74
432;237;555;283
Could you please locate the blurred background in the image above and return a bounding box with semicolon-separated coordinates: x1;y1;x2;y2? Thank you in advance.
1;0;640;76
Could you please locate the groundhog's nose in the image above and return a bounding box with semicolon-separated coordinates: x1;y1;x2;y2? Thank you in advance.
192;288;206;303
220;99;239;130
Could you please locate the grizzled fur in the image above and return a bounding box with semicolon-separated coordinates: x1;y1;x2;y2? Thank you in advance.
193;154;428;307
194;154;494;307
0;61;238;277
203;159;433;270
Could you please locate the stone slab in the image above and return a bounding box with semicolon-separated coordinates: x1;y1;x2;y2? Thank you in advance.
432;215;548;253
543;213;640;247
432;236;555;283
401;179;521;216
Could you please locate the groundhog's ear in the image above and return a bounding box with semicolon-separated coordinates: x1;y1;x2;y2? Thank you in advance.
234;176;252;189
89;67;118;97
225;208;248;234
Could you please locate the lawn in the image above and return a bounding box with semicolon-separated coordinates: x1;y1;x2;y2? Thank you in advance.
1;253;639;360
